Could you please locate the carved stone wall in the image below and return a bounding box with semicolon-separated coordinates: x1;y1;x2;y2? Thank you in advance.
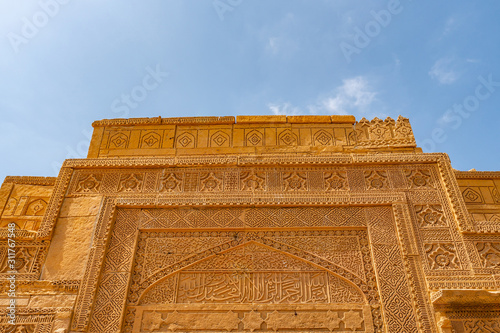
0;115;499;333
88;115;418;158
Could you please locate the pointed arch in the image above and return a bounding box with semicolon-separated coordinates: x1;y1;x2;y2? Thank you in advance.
137;240;367;305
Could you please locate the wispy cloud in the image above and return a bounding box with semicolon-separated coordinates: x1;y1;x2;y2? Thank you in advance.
429;57;460;85
268;76;378;116
266;37;280;55
442;17;456;37
268;102;301;115
466;58;480;63
313;76;377;114
260;12;298;57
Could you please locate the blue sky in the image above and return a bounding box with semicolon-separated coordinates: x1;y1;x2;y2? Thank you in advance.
1;0;499;181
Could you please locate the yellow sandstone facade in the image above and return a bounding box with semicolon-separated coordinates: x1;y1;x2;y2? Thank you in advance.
0;115;499;333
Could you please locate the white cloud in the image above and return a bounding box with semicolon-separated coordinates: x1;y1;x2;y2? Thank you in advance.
312;76;377;114
268;76;378;116
268;102;301;116
260;12;298;57
428;57;460;85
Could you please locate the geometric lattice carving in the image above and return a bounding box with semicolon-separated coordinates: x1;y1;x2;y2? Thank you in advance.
463;319;500;332
138;207;366;229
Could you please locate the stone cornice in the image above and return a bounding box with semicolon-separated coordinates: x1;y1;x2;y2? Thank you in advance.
454;170;500;179
3;176;57;186
63;152;445;169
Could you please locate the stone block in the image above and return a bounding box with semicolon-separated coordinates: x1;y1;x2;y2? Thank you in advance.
236;115;287;123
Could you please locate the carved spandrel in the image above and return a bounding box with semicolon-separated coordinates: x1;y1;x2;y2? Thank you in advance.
272;235;366;281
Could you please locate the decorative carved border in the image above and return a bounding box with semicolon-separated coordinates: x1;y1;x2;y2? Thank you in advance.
393;203;437;332
455;170;500;179
37;167;74;240
63;152;447;168
2;176;57;186
57;153;474;233
36;152;461;241
71;197;117;331
92;116;236;127
71;197;432;333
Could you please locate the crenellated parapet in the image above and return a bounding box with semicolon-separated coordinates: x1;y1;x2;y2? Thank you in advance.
353;115;416;148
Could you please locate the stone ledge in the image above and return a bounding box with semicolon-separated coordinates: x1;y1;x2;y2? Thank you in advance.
3;176;57;186
92;115;358;127
236;115;287;123
92;116;236;127
331;115;356;124
432;289;500;305
455;170;500;179
287;115;331;123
